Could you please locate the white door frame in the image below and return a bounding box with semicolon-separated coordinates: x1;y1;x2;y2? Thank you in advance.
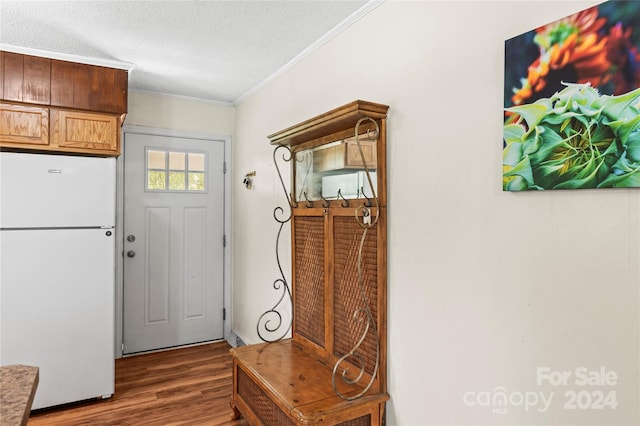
115;125;232;358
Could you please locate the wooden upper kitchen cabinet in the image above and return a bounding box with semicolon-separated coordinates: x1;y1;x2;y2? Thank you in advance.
0;104;119;156
0;51;128;156
51;60;128;114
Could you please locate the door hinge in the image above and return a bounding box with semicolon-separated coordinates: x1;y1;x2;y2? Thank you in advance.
223;234;226;247
223;161;227;174
223;308;226;321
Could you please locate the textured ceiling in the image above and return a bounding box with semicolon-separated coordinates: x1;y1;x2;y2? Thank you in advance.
0;0;372;104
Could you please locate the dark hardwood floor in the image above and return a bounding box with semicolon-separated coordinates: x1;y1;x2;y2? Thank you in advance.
28;341;249;426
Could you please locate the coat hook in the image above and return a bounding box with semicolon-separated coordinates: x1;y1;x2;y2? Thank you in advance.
337;189;349;208
289;192;298;208
303;192;313;208
361;186;372;207
321;195;330;208
243;170;256;189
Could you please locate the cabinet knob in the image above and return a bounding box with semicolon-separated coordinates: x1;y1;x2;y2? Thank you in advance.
127;250;136;258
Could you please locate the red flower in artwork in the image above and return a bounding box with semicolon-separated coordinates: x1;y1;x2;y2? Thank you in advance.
606;22;640;95
511;6;612;106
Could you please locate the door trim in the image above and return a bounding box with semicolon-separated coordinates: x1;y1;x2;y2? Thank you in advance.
115;125;232;358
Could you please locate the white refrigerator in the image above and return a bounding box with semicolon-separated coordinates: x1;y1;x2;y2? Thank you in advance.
0;152;116;409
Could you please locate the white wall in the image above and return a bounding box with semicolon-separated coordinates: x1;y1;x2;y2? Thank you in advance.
125;90;235;134
232;1;639;425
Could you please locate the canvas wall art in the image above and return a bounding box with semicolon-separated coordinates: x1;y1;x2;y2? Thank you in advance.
503;1;640;191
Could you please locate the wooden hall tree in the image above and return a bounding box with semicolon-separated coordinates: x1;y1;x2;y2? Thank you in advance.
231;100;389;425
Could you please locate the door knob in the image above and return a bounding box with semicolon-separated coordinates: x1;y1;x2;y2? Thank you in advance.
127;250;136;258
127;234;136;242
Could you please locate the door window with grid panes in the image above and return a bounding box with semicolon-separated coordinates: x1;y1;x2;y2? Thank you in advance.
146;149;207;192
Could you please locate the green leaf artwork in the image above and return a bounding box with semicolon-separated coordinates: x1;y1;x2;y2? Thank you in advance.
504;83;640;190
504;1;640;190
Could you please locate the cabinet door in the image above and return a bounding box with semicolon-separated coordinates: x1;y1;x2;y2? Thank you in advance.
51;109;119;155
0;103;49;146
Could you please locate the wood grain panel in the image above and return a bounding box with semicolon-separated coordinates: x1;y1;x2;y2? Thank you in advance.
52;60;127;113
74;64;116;112
22;55;50;104
1;53;51;104
73;63;97;111
0;103;49;145
50;60;75;108
2;52;127;114
51;109;119;153
3;52;24;102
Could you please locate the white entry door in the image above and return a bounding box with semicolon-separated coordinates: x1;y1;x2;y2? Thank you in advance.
123;131;225;354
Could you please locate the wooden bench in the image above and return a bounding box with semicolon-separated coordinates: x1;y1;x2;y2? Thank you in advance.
231;101;390;426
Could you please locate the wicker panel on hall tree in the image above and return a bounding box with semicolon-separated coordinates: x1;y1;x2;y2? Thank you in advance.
294;216;325;347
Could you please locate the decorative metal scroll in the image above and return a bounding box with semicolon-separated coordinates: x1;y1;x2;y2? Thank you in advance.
256;144;295;342
332;117;381;400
